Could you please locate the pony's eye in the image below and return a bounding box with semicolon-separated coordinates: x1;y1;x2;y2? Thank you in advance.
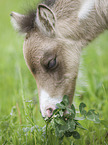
48;58;56;69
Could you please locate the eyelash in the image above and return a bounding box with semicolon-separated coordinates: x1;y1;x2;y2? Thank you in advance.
46;57;57;70
47;58;57;69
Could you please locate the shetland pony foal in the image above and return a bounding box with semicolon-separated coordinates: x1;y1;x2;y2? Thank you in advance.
11;0;108;117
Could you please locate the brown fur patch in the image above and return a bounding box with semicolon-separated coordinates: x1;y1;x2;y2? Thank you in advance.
19;10;36;33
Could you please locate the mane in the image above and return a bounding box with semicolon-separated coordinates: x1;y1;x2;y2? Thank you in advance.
45;0;56;6
19;0;56;33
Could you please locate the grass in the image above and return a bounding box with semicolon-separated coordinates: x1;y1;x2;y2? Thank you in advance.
0;0;108;144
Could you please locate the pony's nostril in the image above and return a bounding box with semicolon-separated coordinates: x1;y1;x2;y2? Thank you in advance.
46;108;53;117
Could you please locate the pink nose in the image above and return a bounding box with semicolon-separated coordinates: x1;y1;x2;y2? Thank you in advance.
46;108;54;117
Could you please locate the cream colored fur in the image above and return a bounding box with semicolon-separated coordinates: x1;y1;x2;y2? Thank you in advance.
11;0;108;117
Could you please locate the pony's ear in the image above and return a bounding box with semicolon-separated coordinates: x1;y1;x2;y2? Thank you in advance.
36;4;56;37
10;12;26;33
10;11;35;33
78;0;95;20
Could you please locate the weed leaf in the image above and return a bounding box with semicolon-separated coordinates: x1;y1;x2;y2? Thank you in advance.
67;119;76;132
64;131;73;137
72;131;80;139
76;122;87;130
71;104;76;114
79;103;87;116
63;95;69;106
54;118;66;125
56;103;66;109
67;108;75;115
86;109;100;123
75;117;85;121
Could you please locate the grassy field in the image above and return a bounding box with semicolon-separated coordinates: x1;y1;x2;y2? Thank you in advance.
0;0;108;144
